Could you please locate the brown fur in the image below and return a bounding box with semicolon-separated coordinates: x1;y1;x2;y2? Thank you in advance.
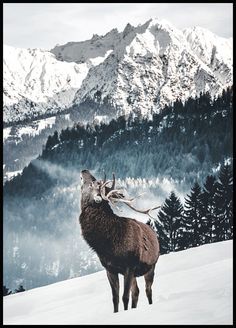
79;170;160;312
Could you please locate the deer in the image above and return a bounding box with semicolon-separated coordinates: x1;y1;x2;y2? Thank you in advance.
79;169;160;313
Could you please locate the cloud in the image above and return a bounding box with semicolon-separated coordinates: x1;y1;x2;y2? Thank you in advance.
3;3;233;49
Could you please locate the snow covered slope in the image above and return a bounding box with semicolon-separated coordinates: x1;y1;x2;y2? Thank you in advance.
3;45;109;124
73;19;232;117
3;240;233;325
2;113;77;183
4;18;232;124
183;26;232;86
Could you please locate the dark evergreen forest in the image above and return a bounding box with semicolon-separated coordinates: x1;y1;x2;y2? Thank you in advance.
3;87;233;291
148;163;233;254
4;87;233;197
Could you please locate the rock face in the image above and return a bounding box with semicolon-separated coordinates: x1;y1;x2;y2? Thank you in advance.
3;18;232;125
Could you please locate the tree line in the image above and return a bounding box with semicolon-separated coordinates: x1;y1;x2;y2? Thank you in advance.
5;86;232;198
147;163;233;254
3;284;25;296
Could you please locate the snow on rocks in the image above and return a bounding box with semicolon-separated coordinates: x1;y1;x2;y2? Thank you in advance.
3;18;232;124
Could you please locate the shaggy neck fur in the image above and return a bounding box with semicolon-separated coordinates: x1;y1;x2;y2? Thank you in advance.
79;201;127;257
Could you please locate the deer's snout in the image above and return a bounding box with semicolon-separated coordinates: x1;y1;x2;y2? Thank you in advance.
94;195;102;203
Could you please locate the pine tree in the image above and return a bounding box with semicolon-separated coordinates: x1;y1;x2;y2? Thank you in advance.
147;218;170;255
156;192;184;253
3;285;12;296
14;284;25;293
201;175;218;243
45;131;59;150
214;164;233;240
184;182;204;247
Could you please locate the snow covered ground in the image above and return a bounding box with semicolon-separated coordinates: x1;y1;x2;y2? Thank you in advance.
3;240;232;325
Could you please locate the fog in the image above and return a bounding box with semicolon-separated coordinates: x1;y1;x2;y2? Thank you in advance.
4;160;190;291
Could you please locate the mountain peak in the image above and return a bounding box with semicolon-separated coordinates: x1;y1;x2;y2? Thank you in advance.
148;17;174;29
123;23;134;38
3;18;233;124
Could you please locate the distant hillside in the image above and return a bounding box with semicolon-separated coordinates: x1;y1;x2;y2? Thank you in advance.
4;87;233;197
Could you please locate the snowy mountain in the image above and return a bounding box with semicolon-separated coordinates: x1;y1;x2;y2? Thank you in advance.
72;19;232;118
3;45;106;124
183;26;232;86
3;18;232;125
3;240;233;325
3;113;75;183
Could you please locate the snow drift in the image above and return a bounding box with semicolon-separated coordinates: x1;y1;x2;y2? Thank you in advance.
3;240;232;325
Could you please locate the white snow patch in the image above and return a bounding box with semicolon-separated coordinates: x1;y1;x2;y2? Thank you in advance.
224;157;231;166
89;49;113;66
93;115;108;124
4;116;57;143
17;117;56;138
3;240;232;325
64;113;70;121
3;127;12;141
5;170;22;180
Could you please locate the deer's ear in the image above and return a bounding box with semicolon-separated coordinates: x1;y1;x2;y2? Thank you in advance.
80;174;84;186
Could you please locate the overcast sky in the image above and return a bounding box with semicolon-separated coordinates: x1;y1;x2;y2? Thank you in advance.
3;3;233;50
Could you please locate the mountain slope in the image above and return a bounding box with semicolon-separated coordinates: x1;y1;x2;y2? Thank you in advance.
3;45;110;124
3;18;232;125
73;19;231;118
3;240;233;325
183;26;232;86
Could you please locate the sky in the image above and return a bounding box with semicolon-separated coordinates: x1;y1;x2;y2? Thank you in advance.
3;3;233;50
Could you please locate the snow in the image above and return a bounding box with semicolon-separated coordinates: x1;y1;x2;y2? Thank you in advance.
93;115;108;124
3;44;113;124
89;49;113;66
183;26;232;86
3;18;232;124
64;113;70;121
3;45;89;110
16;117;56;138
5;170;22;180
74;18;232;117
212;158;231;174
3;127;12;141
3;240;232;325
3;116;57;143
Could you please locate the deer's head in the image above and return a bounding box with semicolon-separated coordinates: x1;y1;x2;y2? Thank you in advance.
80;170;161;219
80;170;103;208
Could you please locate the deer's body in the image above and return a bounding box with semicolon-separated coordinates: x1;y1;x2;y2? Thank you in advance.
79;170;160;312
80;202;159;277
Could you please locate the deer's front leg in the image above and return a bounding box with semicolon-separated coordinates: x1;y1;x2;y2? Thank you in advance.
122;268;134;310
106;270;119;313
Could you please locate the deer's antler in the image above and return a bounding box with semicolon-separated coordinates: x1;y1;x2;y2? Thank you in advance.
100;173;161;220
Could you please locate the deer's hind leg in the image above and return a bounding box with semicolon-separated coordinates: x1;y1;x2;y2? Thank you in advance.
106;270;119;313
131;277;139;309
144;264;155;305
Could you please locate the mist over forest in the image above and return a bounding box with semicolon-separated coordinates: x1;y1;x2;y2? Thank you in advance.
3;88;233;291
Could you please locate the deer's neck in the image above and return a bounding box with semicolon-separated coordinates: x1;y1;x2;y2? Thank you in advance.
79;203;121;255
